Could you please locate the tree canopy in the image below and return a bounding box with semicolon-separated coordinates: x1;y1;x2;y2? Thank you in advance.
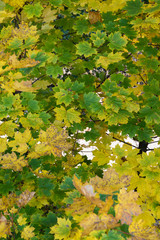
0;0;160;239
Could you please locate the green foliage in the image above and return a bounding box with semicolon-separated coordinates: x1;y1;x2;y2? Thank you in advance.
0;0;160;239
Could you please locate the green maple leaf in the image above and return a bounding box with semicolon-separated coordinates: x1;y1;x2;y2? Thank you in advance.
23;3;43;18
140;106;160;124
108;110;131;125
28;99;40;112
137;127;153;142
76;42;97;57
60;176;75;191
38;178;55;197
49;0;63;6
91;30;107;47
83;92;102;113
2;94;16;108
105;96;122;113
54;89;73;106
73;19;89;35
108;32;127;50
124;0;143;16
46;65;63;78
97;52;124;70
101;230;125;240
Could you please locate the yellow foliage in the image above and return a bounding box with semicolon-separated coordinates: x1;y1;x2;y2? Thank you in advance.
115;188;142;225
17;216;27;226
129;218;160;240
0;215;11;239
30;125;72;158
3;0;26;8
21;225;35;240
0;152;28;171
89;168;131;195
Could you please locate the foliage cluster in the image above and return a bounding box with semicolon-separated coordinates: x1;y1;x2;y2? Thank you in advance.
0;0;160;239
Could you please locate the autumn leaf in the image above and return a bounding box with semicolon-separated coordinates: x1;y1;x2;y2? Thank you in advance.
17;216;27;226
115;188;142;225
50;218;72;240
0;152;28;171
21;225;35;240
0;215;11;239
88;11;102;24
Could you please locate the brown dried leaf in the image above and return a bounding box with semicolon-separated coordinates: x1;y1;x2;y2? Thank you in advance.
88;11;102;24
17;190;35;208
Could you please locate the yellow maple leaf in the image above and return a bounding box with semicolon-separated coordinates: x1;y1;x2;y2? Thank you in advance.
8;54;40;69
96;52;124;70
17;216;27;226
50;218;72;240
65;197;96;216
80;213;102;236
54;106;81;127
0;10;15;23
31;125;72;158
0;138;7;153
28;196;49;209
0;215;11;239
0;152;28;171
13;80;38;92
21;225;35;240
115;188;142;225
89;168;131;195
129;218;160;240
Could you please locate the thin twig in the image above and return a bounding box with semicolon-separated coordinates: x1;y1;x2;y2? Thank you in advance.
108;134;139;149
139;74;147;85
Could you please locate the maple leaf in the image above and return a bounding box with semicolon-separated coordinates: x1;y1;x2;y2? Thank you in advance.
91;30;107;47
73;175;96;198
54;106;81;127
80;213;102;236
17;216;27;226
88;11;102;24
0;10;15;23
76;42;97;58
65;197;96;216
8;54;40;69
129;218;160;240
89;168;131;195
21;225;35;240
3;0;26;8
0;152;28;171
124;0;143;16
50;218;72;240
30;125;72;158
115;188;142;225
0;215;11;239
13;80;38;92
17;190;35;208
108;32;128;50
23;2;43;18
96;52;124;69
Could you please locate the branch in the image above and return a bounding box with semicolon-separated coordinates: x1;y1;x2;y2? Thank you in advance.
32;75;46;84
139;74;147;85
107;133;139;149
96;74;110;89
